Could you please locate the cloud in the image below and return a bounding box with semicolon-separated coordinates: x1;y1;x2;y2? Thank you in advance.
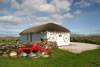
11;0;74;27
3;26;25;29
0;29;20;34
91;0;100;4
0;15;24;25
11;0;73;26
11;0;20;9
74;0;91;7
74;10;81;15
0;15;29;33
14;11;32;16
51;0;72;12
64;13;74;18
30;13;74;26
0;0;8;5
11;0;72;14
35;17;50;21
74;0;100;8
0;15;26;34
39;4;56;13
50;13;74;23
0;0;74;36
0;10;9;15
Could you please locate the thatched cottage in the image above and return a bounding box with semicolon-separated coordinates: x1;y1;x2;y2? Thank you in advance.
20;23;71;46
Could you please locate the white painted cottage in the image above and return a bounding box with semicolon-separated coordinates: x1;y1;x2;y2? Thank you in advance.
20;23;71;46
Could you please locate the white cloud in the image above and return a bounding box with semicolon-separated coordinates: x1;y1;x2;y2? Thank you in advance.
0;15;24;25
51;0;72;12
0;0;74;35
51;14;63;20
74;0;100;8
11;0;72;14
51;13;74;25
64;13;74;18
29;16;51;26
51;13;74;19
30;13;74;27
0;10;9;15
20;0;55;13
75;0;91;7
39;4;56;13
0;29;20;34
11;0;20;9
14;11;26;16
0;0;8;5
74;10;81;15
3;26;25;29
10;0;73;26
0;15;26;34
35;17;50;21
91;0;100;4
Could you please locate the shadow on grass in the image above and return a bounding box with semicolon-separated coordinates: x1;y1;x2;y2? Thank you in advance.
90;61;100;67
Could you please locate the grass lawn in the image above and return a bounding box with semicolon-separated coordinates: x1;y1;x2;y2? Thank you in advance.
0;37;19;44
0;48;100;67
0;40;17;44
71;36;100;45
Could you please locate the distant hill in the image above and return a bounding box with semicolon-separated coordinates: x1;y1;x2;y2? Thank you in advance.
71;33;85;36
88;34;100;36
71;33;100;36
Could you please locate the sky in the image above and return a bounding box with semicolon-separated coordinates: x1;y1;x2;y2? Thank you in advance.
0;0;100;37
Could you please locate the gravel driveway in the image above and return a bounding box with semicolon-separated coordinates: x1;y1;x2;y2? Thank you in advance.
58;42;100;53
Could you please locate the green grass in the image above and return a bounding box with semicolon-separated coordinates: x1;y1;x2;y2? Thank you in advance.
0;40;17;44
0;37;19;44
71;36;100;45
0;48;100;67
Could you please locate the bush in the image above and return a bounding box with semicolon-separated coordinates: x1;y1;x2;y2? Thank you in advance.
46;41;58;48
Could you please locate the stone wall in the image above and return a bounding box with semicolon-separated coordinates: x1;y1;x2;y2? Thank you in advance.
0;44;21;56
0;41;57;57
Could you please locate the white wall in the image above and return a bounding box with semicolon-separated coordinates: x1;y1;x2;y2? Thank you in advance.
20;32;70;46
20;33;47;42
47;32;70;46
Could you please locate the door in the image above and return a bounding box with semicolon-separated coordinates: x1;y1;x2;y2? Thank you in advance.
57;34;64;46
30;33;32;42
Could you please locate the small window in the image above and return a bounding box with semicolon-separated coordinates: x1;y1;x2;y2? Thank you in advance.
59;35;62;37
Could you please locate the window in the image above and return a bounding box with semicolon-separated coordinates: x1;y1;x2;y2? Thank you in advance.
59;34;62;37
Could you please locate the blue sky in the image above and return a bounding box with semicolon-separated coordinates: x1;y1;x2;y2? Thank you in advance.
0;0;100;37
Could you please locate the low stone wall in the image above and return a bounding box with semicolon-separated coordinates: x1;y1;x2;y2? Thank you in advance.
0;44;21;56
0;42;56;57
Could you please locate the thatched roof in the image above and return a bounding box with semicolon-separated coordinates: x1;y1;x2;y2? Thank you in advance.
20;23;71;34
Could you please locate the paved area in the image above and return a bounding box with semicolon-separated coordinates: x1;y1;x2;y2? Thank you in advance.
58;42;100;53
